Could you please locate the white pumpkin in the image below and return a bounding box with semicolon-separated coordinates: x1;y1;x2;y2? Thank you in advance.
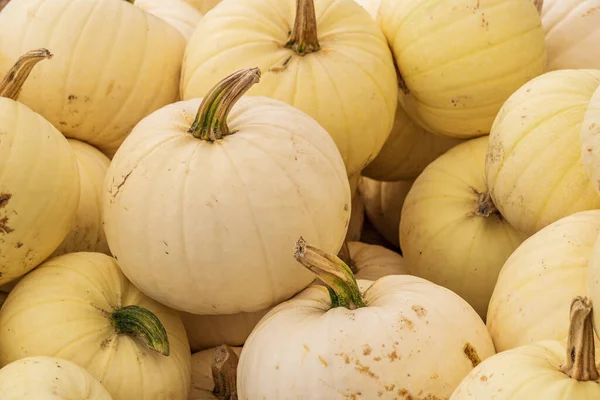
189;345;242;400
103;68;351;314
347;241;406;281
345;192;365;243
135;0;203;40
0;356;113;400
237;238;495;399
0;0;186;157
487;210;600;352
181;0;398;176
0;252;192;400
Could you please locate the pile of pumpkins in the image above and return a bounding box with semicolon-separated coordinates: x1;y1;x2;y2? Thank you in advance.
2;0;600;398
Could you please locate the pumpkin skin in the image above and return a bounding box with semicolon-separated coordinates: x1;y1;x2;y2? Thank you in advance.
487;69;600;236
400;136;527;319
580;84;600;195
487;210;600;352
50;139;111;258
354;0;380;18
541;0;600;70
0;356;113;400
238;276;495;399
0;0;186;157
348;241;407;281
0;252;192;400
0;97;80;285
189;346;243;400
345;193;365;242
103;96;351;314
135;0;203;40
181;0;398;176
586;222;600;337
378;0;547;138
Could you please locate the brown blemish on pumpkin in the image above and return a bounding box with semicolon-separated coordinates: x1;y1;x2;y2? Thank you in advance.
373;356;381;362
0;217;13;234
463;343;481;367
412;305;427;317
67;95;77;101
385;384;395;392
399;315;414;330
354;359;377;379
480;375;488;382
363;345;372;356
269;56;292;73
15;242;22;248
0;193;11;208
388;350;399;361
344;203;349;211
303;344;310;352
318;355;328;367
397;388;443;400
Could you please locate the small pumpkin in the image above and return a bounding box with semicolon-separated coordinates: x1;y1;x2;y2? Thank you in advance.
585;217;600;340
451;297;600;399
237;238;495;399
343;241;407;281
0;356;113;400
134;0;203;40
189;345;242;400
0;252;192;400
345;193;365;243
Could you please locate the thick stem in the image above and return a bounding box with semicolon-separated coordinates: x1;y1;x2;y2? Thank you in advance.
188;67;261;141
285;0;320;55
559;296;599;381
337;242;357;273
111;305;170;356
212;345;239;400
532;0;543;14
474;191;498;217
294;237;366;309
0;49;52;100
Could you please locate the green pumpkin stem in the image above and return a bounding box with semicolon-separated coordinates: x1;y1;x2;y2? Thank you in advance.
0;49;52;101
212;345;239;400
188;67;261;141
285;0;320;55
294;237;366;310
559;296;599;381
111;305;170;356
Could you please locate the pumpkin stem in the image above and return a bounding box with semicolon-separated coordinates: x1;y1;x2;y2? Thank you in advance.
474;191;498;217
294;237;366;310
111;305;170;356
0;48;52;101
212;345;239;400
337;242;357;274
559;296;599;381
285;0;320;55
188;67;261;141
532;0;543;14
0;0;10;12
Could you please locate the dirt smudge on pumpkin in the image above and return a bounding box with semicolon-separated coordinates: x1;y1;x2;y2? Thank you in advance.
0;217;13;234
303;344;310;352
397;388;442;400
15;242;22;248
0;193;11;208
399;315;414;330
463;343;481;368
318;355;328;367
363;345;372;356
412;305;427;317
388;350;399;361
354;359;377;379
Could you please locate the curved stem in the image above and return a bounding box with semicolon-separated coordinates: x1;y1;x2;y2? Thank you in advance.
559;296;599;381
0;49;52;100
188;67;261;141
474;191;498;217
337;242;357;273
294;237;366;309
532;0;543;14
212;345;239;400
111;305;170;356
285;0;320;55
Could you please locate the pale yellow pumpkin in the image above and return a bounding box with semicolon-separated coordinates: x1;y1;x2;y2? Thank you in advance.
487;69;600;236
189;345;242;400
400;136;527;319
181;0;398;176
359;177;413;247
487;210;600;352
378;0;547;138
0;252;191;400
135;0;203;40
103;69;351;314
345;193;364;243
347;241;406;281
0;0;186;157
0;356;113;400
50;139;111;258
238;238;495;399
184;0;221;14
0;50;80;285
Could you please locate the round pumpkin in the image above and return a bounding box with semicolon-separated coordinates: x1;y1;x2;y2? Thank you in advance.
181;0;398;176
103;68;351;314
400;136;527;319
487;210;600;352
0;49;80;285
0;252;192;400
0;0;186;157
345;193;365;243
190;345;242;400
134;0;203;40
378;0;547;138
487;69;600;236
0;356;113;400
238;238;495;399
346;241;406;281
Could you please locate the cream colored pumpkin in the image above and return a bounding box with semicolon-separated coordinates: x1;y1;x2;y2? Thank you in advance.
135;0;203;40
378;0;547;138
359;177;413;247
50;139;111;258
348;241;406;281
487;210;600;352
400;136;527;319
586;219;600;338
0;356;113;400
181;0;398;176
190;346;242;400
0;50;80;285
0;0;186;157
238;239;495;399
184;0;221;14
487;69;600;236
541;0;600;70
345;193;364;243
103;69;351;314
0;252;191;400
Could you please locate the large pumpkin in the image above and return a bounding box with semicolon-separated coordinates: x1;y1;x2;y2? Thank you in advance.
0;0;186;157
0;252;191;400
0;49;80;285
378;0;547;138
189;345;242;400
103;68;351;314
400;136;527;319
134;0;203;40
487;69;600;235
181;0;398;176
